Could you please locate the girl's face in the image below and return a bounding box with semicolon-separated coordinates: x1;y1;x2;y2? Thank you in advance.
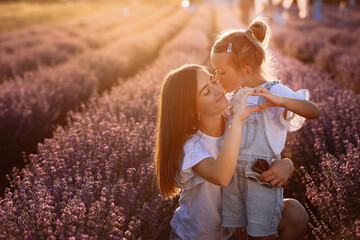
211;52;245;93
196;69;229;116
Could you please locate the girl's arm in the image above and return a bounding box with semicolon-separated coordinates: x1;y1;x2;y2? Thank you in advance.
253;86;320;119
279;97;320;119
193;90;260;187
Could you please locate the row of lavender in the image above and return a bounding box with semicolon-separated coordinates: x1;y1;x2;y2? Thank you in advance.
0;5;175;82
0;4;213;239
226;6;360;239
0;5;154;44
271;7;360;93
277;55;360;240
0;7;189;193
278;4;360;53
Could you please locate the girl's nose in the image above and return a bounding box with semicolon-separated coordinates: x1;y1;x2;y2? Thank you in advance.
215;74;221;82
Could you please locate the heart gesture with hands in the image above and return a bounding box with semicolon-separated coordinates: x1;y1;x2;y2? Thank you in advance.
231;87;260;121
253;86;284;111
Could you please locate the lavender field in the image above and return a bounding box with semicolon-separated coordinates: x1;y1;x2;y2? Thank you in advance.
271;4;360;93
0;1;359;239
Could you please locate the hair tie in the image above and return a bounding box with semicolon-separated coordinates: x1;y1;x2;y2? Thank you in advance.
227;42;232;53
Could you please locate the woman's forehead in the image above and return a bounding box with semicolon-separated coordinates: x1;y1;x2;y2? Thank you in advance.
197;69;210;80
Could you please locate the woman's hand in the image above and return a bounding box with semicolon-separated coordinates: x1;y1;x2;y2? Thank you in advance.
232;87;260;121
259;158;294;187
252;86;284;110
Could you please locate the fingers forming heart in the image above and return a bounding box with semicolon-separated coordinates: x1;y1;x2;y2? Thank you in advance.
259;101;275;110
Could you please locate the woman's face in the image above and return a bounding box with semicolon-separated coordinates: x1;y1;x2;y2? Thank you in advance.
211;52;244;93
196;69;229;116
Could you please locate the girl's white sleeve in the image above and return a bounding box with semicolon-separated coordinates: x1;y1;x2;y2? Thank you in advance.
180;140;213;190
271;83;310;132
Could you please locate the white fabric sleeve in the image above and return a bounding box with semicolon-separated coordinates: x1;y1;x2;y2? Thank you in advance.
225;92;233;101
271;84;310;132
180;141;213;190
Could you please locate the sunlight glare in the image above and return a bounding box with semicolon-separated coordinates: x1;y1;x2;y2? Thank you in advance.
181;0;190;8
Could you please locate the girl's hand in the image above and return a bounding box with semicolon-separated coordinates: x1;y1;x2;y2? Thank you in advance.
232;88;260;121
259;158;294;187
253;86;284;110
254;86;321;119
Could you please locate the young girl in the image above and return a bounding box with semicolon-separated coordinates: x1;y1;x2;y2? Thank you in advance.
210;19;320;240
154;64;309;240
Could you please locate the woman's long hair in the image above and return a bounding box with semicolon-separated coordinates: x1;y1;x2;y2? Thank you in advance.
155;64;206;199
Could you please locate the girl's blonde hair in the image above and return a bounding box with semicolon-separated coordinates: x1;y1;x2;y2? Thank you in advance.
211;17;278;81
155;64;206;199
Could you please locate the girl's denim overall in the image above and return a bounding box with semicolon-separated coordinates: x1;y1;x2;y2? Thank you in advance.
222;81;284;237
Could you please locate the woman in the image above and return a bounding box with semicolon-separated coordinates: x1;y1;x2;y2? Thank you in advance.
154;64;308;240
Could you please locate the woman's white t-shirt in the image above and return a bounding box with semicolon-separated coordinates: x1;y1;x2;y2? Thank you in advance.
170;131;230;240
226;82;309;156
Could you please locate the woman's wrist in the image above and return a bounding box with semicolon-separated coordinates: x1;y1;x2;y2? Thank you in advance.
281;157;294;168
231;115;245;125
282;158;294;179
228;117;244;131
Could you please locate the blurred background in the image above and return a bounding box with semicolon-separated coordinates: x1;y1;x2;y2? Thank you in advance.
0;0;359;239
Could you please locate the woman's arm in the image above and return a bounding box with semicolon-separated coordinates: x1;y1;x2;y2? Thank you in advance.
193;90;260;187
253;86;321;119
193;121;243;187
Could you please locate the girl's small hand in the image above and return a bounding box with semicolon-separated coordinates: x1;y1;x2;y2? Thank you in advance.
259;158;294;187
232;89;260;121
253;86;284;110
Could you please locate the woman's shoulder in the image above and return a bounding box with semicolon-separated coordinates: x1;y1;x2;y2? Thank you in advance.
183;132;206;152
181;132;214;172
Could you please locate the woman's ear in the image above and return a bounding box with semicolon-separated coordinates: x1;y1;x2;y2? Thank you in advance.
191;108;199;121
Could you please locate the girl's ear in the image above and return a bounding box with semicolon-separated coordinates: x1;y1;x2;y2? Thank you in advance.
243;65;253;75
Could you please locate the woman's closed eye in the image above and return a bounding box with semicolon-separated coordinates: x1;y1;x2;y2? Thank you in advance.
203;89;210;96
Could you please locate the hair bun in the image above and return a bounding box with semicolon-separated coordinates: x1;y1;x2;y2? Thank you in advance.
249;20;268;43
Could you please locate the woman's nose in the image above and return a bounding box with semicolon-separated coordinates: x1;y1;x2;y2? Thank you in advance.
213;83;223;94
